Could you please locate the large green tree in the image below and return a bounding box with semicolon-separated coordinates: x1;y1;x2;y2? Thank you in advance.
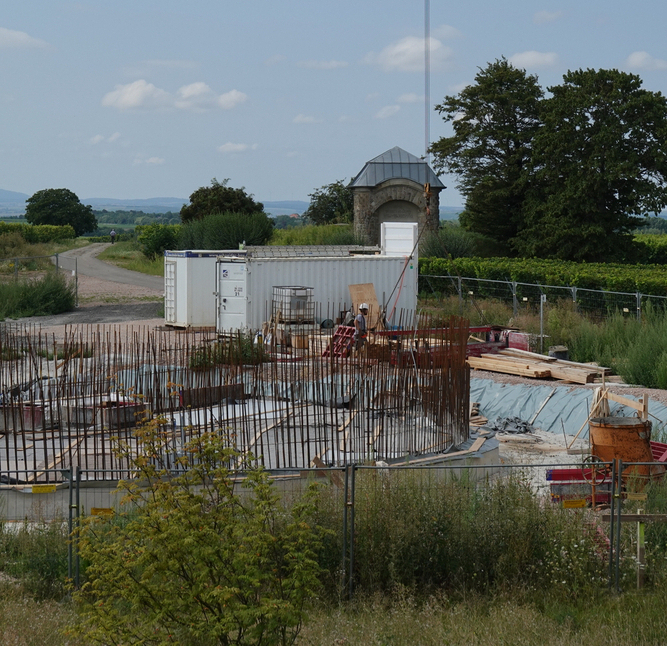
304;179;354;225
180;178;265;222
518;69;667;261
25;188;97;236
429;59;543;253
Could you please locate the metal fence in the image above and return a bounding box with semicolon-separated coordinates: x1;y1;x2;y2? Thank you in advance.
0;253;78;305
420;274;667;322
1;459;661;595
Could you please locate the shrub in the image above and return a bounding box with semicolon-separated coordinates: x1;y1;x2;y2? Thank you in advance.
136;223;181;258
0;222;75;243
189;334;268;368
180;211;274;250
420;224;486;259
0;273;76;320
72;428;324;646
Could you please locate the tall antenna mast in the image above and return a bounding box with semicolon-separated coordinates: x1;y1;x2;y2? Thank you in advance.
424;0;431;163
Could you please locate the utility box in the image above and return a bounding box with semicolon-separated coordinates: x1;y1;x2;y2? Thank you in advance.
216;255;417;332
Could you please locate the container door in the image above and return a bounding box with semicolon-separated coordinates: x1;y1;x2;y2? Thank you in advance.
217;261;247;331
164;261;176;323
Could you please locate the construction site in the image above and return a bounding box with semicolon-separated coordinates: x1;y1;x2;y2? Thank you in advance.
0;307;476;483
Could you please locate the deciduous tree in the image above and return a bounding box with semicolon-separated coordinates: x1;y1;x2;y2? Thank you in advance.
304;180;354;225
180;178;265;222
518;68;667;261
429;59;543;254
25;188;97;236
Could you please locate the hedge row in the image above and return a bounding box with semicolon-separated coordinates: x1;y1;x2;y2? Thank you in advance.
419;256;667;296
0;222;76;243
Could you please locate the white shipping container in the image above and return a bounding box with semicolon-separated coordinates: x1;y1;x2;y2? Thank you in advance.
164;250;241;327
215;255;417;332
381;222;419;258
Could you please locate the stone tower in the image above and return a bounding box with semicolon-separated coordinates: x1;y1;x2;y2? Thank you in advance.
350;147;444;245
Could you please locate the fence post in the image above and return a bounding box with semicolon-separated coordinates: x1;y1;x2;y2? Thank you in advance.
55;253;59;274
343;464;349;594
615;459;623;593
511;281;518;318
637;292;642;322
66;468;73;583
608;458;616;589
75;257;78;307
457;276;463;315
349;464;356;601
75;466;81;588
571;286;577;312
14;258;18;282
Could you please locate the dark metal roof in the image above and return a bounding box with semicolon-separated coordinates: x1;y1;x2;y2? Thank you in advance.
349;146;445;189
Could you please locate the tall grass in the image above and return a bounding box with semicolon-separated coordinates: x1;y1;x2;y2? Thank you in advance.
315;470;609;599
0;273;76;320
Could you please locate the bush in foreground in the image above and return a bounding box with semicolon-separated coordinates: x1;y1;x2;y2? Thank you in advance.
72;428;324;646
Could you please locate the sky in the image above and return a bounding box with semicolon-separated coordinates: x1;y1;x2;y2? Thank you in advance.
3;1;667;206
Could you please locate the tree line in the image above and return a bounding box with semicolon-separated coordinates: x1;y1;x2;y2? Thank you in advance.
429;59;667;263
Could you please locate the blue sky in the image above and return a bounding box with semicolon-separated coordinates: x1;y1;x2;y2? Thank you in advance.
3;1;667;206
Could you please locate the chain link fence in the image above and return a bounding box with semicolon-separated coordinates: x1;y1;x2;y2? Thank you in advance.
1;459;662;595
420;274;667;322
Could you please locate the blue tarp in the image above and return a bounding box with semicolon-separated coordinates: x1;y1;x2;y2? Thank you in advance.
471;379;667;438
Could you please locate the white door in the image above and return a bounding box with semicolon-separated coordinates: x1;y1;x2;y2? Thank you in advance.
217;261;247;331
164;261;176;323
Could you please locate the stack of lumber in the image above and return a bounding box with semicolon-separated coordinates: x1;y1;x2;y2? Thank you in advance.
467;348;610;384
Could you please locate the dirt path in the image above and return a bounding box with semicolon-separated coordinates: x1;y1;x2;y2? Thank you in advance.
59;243;163;291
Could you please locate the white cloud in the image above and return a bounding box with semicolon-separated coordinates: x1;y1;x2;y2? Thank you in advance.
626;51;667;70
365;36;453;72
90;132;121;145
102;80;247;111
365;92;380;102
397;93;423;103
0;27;47;49
297;60;348;69
293;114;321;124
375;105;400;119
432;24;462;39
509;51;558;69
102;80;171;110
217;89;247;109
218;142;258;153
133;156;165;165
533;11;563;24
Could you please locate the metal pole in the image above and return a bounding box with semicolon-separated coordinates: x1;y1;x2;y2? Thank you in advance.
457;276;463;315
511;281;518;318
67;468;73;582
343;464;349;593
540;294;546;354
14;258;18;282
615;459;623;592
75;465;81;588
55;253;59;274
637;508;645;589
348;464;356;601
637;292;642;322
608;458;616;589
75;257;78;307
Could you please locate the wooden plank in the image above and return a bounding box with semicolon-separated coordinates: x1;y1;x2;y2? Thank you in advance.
310;456;344;489
348;283;383;330
500;348;610;374
467;356;551;379
179;384;244;408
604;390;647;414
485;353;598;384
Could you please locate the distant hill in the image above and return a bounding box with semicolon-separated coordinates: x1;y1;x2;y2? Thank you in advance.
440;206;463;221
83;197;188;213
